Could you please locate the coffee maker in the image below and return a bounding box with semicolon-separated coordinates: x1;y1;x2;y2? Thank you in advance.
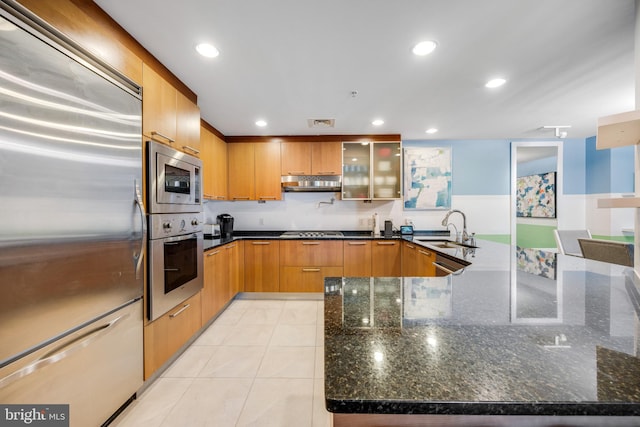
216;214;234;239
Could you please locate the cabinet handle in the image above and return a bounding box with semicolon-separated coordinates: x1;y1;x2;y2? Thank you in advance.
377;242;396;246
216;196;226;200
206;250;220;256
252;241;271;245
182;145;200;154
287;171;305;175
405;244;415;249
302;268;321;272
348;242;367;246
316;171;336;174
169;304;190;318
232;197;250;200
418;250;432;256
225;244;236;249
302;242;320;245
150;131;175;143
259;196;277;200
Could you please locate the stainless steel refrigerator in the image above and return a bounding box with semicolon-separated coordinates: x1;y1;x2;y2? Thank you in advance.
0;3;145;426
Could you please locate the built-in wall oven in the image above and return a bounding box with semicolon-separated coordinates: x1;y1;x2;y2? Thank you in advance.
146;140;203;321
148;212;203;321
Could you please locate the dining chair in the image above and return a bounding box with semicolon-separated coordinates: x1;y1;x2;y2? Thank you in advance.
578;238;634;267
554;229;592;257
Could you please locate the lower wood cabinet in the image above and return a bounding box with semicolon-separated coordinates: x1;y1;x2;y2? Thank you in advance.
201;241;244;325
402;241;435;276
143;291;202;379
280;266;343;292
280;240;343;292
244;240;280;292
343;241;371;276
371;240;401;277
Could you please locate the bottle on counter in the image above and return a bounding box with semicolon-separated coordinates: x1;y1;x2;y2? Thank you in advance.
373;213;381;237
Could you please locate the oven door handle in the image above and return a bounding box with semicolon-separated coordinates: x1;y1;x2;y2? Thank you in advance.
134;179;147;280
162;233;201;244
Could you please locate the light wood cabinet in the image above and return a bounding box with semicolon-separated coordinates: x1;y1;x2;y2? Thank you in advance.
311;141;342;175
402;241;435;277
201;125;228;200
254;142;282;201
228;143;255;200
280;141;342;176
228;142;281;201
343;241;372;276
142;63;176;145
280;240;343;292
225;241;245;296
244;240;280;292
372;240;401;277
142;63;200;156
143;291;202;379
201;241;244;325
281;142;311;175
202;247;226;323
176;91;201;157
280;266;343;292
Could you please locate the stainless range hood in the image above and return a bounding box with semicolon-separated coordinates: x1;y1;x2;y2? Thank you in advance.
281;175;342;192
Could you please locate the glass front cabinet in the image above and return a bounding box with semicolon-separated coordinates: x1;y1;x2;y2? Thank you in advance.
342;141;401;200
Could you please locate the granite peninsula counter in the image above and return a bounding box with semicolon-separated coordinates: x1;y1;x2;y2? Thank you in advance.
324;239;640;426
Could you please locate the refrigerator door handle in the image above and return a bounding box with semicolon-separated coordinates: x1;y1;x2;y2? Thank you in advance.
0;314;128;389
134;179;147;279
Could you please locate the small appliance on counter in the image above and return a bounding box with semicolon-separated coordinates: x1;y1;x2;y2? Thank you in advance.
217;213;234;239
204;223;221;238
384;220;393;237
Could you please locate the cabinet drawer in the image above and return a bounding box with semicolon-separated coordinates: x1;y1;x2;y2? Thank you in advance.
280;266;343;292
280;240;343;266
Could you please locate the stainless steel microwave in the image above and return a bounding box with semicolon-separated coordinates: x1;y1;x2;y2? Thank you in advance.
147;140;202;214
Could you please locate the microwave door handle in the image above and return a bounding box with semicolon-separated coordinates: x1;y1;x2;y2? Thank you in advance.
134;179;147;279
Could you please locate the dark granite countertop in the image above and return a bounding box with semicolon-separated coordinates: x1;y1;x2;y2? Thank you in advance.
203;229;452;252
324;240;640;417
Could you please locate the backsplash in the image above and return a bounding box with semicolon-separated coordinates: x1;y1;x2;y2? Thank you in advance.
203;192;510;235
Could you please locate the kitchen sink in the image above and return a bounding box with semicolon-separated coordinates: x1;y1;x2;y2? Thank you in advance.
416;239;478;249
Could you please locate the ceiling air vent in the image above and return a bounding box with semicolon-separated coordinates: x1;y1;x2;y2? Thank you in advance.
307;119;335;128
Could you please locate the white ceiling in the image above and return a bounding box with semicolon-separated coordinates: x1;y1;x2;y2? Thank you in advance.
95;0;635;140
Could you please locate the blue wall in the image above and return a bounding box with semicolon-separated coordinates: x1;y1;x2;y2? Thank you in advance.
403;139;511;195
403;137;633;197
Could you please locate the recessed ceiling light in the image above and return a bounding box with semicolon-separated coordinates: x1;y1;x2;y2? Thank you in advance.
372;119;384;126
195;43;219;58
255;120;267;127
412;40;437;56
485;78;506;88
426;128;438;134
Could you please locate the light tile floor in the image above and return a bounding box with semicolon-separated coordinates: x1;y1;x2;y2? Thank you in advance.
111;299;331;427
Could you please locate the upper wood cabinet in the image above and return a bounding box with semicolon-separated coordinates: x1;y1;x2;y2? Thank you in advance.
142;63;200;156
255;142;282;201
281;141;342;176
201;126;228;200
228;143;255;200
228;142;281;201
281;142;311;175
311;141;342;175
176;91;201;157
142;63;176;144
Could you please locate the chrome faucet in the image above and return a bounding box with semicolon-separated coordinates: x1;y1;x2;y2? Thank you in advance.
441;209;469;243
